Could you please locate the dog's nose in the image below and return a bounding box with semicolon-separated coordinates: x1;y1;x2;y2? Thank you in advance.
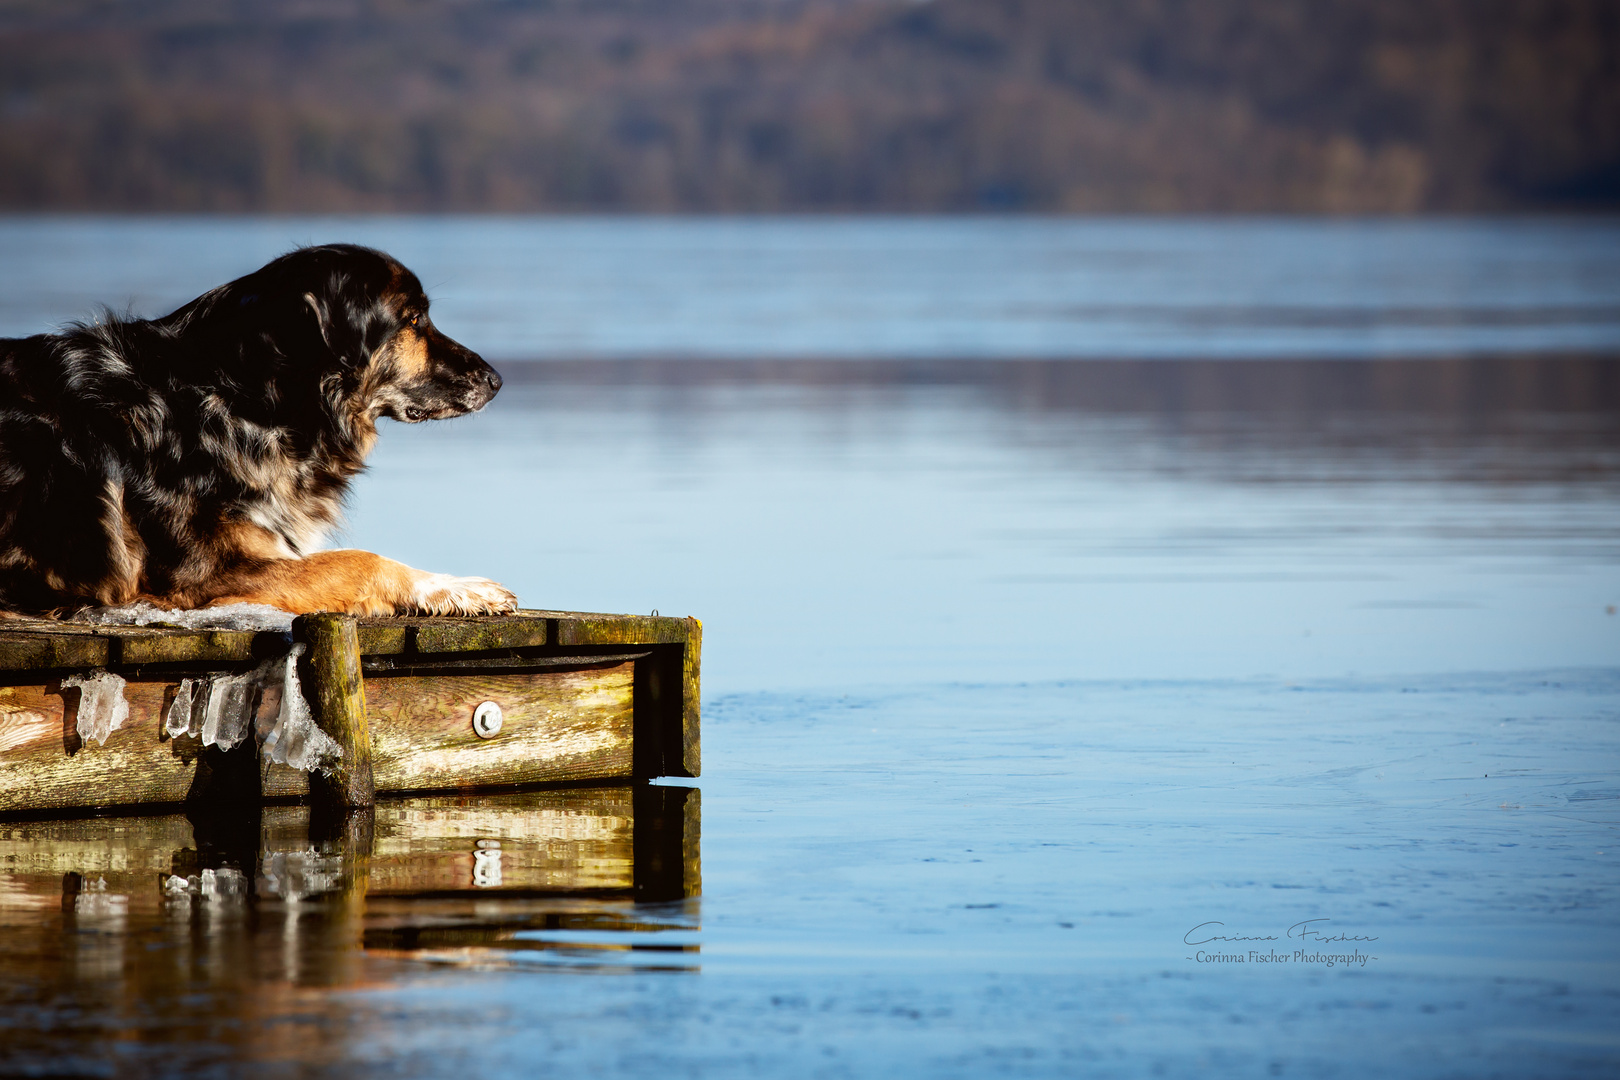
484;368;502;394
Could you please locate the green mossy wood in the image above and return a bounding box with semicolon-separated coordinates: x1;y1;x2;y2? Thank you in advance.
0;610;700;815
295;613;374;811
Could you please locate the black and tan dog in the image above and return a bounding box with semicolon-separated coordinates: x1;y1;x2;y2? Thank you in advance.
0;244;518;617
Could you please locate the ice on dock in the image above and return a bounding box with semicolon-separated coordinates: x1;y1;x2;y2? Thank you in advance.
199;670;258;751
151;651;344;773
70;602;339;772
62;671;129;747
257;645;342;773
71;601;295;633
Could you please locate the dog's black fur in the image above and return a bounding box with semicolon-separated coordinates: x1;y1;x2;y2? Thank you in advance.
0;243;517;616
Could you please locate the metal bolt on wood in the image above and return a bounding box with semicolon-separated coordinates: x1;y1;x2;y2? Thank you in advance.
472;700;503;739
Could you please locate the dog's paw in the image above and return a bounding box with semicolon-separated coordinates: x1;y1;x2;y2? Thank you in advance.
406;573;519;616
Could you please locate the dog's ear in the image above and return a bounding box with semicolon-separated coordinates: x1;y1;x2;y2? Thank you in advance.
302;291;346;360
301;282;381;369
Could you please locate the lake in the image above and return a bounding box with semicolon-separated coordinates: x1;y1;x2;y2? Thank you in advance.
1;217;1617;1077
3;216;1620;359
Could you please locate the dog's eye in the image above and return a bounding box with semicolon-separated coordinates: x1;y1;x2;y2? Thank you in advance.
407;314;420;327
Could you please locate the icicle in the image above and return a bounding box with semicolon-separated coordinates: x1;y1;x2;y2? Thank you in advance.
165;678;203;739
68;639;336;773
259;644;342;774
62;670;130;747
199;671;257;751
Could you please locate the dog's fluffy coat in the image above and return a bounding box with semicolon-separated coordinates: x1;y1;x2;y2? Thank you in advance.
0;244;517;617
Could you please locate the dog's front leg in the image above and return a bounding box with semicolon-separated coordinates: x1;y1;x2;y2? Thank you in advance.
200;550;518;617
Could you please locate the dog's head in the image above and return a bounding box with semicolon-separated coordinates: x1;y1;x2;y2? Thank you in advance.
184;244;501;424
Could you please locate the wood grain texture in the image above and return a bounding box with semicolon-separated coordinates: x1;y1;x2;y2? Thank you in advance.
115;629;259;666
354;622;409;656
261;760;311;799
0;632;109;672
553;613;695;648
294;613;373;809
353;610;697;655
0;621;266;670
412;617;551;654
1;609;700;812
0;681;195;813
365;663;635;792
681;619;701;777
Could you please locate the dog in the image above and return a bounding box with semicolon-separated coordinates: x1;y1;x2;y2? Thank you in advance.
0;243;518;618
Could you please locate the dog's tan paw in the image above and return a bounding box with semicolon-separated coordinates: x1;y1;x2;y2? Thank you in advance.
406;573;519;616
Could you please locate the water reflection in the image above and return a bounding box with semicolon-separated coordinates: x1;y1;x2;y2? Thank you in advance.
0;785;699;1068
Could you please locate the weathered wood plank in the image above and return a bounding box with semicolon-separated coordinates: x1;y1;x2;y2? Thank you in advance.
262;760;311;799
681;619;701;777
0;633;109;672
365;663;635;792
411;617;552;654
554;613;695;648
0;681;195;813
353;611;698;656
361;651;651;675
354;622;409;656
0;617;103;634
1;608;699;812
295;614;373;809
0;624;278;671
114;629;260;666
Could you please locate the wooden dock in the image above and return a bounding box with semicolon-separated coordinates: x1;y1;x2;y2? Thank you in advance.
0;610;699;816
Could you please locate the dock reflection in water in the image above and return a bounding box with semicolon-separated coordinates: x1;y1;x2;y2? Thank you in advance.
0;786;699;1067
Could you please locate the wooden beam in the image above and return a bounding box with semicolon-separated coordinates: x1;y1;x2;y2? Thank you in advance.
366;664;635;792
114;628;259;666
294;614;374;810
0;632;108;672
1;609;701;814
0;681;194;813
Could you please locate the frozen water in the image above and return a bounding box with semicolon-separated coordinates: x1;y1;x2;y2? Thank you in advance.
260;646;343;774
60;670;129;747
159;650;339;772
163;678;202;739
198;670;257;751
71;601;295;633
63;604;339;770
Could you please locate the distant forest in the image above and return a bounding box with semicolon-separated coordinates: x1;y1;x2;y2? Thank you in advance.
1;0;1616;212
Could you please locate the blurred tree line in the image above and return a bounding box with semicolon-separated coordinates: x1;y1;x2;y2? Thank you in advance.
0;0;1615;212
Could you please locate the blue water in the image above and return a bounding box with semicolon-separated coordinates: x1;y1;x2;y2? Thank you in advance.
3;216;1620;358
1;217;1618;1077
348;375;1620;693
356;672;1620;1076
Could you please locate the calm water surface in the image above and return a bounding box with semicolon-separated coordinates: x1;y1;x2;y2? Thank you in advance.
2;215;1620;358
0;218;1617;1077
